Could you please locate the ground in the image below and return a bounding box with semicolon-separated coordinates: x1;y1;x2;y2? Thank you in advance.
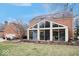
0;41;79;56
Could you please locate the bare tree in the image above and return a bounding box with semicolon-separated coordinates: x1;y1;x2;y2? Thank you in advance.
15;18;27;40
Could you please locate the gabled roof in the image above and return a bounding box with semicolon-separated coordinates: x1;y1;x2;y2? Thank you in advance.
30;11;73;23
0;24;5;32
0;22;25;32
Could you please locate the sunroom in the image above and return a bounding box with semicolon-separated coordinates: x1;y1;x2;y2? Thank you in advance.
27;20;68;42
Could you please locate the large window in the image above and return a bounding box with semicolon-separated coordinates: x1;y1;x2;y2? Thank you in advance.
28;20;66;41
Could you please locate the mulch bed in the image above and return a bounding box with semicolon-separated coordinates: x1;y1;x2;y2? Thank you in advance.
3;39;79;46
21;39;68;45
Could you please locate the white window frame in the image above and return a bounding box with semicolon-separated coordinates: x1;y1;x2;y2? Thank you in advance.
27;20;68;42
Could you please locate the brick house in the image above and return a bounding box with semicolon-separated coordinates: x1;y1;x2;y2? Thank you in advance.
0;22;26;38
0;24;5;38
27;11;73;42
0;30;4;38
3;22;26;39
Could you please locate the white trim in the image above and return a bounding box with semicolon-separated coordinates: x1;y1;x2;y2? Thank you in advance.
29;27;66;30
29;20;67;29
29;29;37;30
50;21;53;41
58;29;60;41
27;29;29;40
37;30;40;41
52;21;67;27
65;27;68;42
37;23;40;41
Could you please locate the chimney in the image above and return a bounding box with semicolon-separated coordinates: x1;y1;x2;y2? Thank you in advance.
4;21;8;25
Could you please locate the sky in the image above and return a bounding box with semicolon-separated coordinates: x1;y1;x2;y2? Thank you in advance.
0;3;79;24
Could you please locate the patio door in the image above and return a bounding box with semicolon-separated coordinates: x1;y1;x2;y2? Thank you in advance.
40;30;50;40
53;29;65;41
53;29;58;41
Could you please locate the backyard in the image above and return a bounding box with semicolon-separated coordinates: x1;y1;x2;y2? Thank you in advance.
0;41;79;56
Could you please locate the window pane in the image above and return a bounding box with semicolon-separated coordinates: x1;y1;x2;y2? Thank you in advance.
29;30;33;39
53;23;63;27
59;25;63;27
53;24;58;27
45;21;50;28
40;30;50;40
59;29;65;41
39;22;45;28
39;21;50;28
53;29;58;41
40;30;44;40
29;30;37;40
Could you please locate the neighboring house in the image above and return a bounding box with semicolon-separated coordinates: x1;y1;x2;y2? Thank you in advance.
0;30;4;38
3;22;26;39
0;24;5;38
27;11;73;42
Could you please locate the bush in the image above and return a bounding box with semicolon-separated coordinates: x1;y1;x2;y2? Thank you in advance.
22;36;27;39
68;40;79;46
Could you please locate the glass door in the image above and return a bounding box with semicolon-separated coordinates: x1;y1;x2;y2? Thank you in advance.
53;29;58;41
40;30;50;40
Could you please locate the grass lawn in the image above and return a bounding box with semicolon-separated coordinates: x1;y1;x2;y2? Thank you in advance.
0;41;79;56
